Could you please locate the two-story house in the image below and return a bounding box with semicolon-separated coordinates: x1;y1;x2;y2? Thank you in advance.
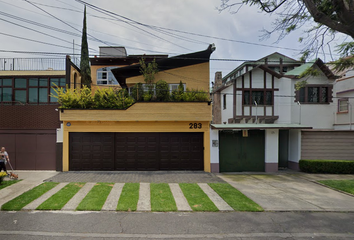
58;45;215;172
211;52;340;173
0;57;73;170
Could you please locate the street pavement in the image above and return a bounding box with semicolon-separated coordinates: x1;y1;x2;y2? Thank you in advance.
1;171;354;212
1;211;354;239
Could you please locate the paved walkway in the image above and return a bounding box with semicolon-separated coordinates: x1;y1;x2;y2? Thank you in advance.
218;173;354;212
43;171;225;183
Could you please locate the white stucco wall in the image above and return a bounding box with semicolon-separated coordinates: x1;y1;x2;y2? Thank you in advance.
56;123;63;143
265;129;279;163
333;76;354;130
210;129;219;164
221;86;233;123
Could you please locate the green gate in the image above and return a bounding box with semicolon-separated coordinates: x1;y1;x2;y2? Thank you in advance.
219;130;265;172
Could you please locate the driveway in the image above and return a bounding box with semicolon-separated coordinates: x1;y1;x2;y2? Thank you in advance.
218;173;354;212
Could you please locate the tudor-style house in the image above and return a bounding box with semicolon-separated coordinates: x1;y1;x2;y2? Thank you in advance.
210;52;351;173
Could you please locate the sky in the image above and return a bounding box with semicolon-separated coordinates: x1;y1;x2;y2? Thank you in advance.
0;0;343;83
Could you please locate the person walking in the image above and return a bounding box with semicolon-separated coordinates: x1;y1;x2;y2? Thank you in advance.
0;147;10;176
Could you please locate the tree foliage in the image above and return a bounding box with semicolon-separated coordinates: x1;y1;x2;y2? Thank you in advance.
80;6;92;88
218;0;354;70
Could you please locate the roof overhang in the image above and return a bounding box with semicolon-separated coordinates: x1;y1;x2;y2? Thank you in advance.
211;124;313;130
111;44;215;88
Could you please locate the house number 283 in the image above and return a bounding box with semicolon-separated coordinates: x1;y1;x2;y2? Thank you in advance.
189;123;202;129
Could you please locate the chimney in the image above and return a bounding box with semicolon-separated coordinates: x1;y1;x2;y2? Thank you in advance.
214;71;222;89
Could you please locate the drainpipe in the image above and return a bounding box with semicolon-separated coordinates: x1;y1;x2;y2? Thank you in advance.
349;101;352;131
297;101;301;125
254;101;258;124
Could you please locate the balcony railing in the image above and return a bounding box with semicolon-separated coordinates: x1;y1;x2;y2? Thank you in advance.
0;57;80;71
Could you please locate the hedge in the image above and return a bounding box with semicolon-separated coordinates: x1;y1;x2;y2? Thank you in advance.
299;159;354;174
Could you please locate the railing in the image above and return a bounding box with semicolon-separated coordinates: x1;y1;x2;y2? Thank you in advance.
0;58;79;71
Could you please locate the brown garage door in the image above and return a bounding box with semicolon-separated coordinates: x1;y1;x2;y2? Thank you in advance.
70;132;203;171
302;131;354;160
0;131;56;170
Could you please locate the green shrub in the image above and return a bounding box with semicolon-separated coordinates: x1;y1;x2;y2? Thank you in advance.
155;80;169;101
299;159;354;174
130;83;144;101
93;88;134;109
52;85;134;109
171;81;184;101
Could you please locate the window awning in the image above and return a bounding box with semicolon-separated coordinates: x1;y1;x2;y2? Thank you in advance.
211;124;312;130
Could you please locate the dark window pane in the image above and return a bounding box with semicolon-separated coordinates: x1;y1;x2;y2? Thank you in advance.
15;78;27;88
252;91;264;105
29;78;38;87
59;78;66;87
15;90;26;103
39;88;48;102
39;78;48;86
50;78;59;87
2;88;12;101
266;91;272;105
3;79;12;86
308;87;319;103
299;88;305;102
50;88;58;102
0;79;2;86
244;91;250;105
321;87;328;102
29;88;38;103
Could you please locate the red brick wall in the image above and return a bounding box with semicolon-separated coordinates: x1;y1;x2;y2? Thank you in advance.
0;105;60;129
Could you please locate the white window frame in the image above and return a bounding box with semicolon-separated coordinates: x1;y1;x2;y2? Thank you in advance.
96;66;120;85
338;98;349;113
169;83;186;93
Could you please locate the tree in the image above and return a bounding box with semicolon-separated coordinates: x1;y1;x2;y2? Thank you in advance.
80;6;92;88
218;0;354;70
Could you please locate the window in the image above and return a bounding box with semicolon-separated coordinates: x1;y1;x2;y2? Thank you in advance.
169;83;186;92
223;94;227;109
296;85;332;104
97;67;120;85
243;90;273;105
338;98;349;113
0;77;65;104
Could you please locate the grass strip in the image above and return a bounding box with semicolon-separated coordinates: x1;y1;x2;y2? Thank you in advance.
319;179;354;195
1;182;58;211
179;183;218;211
209;183;263;211
0;180;21;190
151;183;177;212
116;183;139;211
36;182;85;210
76;182;114;211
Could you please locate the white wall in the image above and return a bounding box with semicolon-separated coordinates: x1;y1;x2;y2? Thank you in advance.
210;129;219;164
265;129;279;163
289;129;301;162
56;123;63;143
333;76;354;130
220;86;234;123
274;77;293;123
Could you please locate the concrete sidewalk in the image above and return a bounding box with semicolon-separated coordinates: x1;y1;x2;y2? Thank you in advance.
0;171;58;209
218;172;354;212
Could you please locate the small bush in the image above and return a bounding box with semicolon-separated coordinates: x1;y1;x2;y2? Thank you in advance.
299;159;354;174
155;80;169;101
130;83;144;101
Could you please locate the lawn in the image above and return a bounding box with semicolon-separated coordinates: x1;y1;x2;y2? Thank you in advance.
150;183;177;211
76;182;114;211
209;183;263;211
0;180;21;190
318;179;354;195
1;182;58;211
179;183;218;211
116;183;139;211
36;182;85;210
